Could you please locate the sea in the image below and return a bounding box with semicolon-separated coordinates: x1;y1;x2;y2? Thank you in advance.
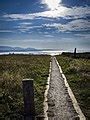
0;50;65;56
0;50;89;56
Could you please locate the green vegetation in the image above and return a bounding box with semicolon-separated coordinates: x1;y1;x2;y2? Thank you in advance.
62;52;90;59
56;53;90;120
1;53;89;119
0;54;50;119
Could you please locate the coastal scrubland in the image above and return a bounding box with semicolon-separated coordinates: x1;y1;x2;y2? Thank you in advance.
56;53;90;119
0;54;50;119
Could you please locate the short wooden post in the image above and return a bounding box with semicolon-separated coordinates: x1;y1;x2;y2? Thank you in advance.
22;79;35;120
74;48;77;58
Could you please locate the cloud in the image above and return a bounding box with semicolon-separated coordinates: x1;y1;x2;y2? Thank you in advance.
44;19;90;32
1;1;89;36
43;34;54;37
41;0;62;10
3;6;90;20
19;22;32;25
3;14;35;20
74;33;90;39
0;30;14;33
15;23;42;33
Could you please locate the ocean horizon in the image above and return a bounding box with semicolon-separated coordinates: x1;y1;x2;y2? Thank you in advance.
0;49;90;56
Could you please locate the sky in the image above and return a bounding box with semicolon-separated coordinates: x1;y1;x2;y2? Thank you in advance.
0;0;90;51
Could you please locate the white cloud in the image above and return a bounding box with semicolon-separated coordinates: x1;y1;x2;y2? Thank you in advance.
43;34;54;37
15;24;42;32
19;22;32;25
74;33;90;39
0;30;14;33
42;0;61;10
2;2;89;34
44;19;90;32
3;14;35;20
3;6;90;20
44;31;49;34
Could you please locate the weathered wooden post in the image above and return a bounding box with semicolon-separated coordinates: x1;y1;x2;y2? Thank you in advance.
74;48;77;58
22;79;35;120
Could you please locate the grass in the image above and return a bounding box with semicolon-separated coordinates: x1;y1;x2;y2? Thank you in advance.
0;54;50;119
0;53;90;119
56;53;90;120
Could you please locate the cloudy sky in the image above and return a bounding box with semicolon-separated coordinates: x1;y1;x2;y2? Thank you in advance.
0;0;90;51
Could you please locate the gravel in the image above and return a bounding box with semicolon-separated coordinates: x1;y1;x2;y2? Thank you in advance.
47;57;79;120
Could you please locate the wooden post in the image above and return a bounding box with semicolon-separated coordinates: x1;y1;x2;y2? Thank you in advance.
74;48;77;58
22;79;35;120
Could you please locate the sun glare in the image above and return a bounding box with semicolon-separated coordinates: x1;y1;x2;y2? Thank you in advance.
43;0;61;10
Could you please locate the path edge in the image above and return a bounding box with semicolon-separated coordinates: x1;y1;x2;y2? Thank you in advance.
55;57;86;120
43;60;51;120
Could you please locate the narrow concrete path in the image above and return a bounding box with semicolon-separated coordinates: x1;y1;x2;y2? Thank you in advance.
47;57;79;120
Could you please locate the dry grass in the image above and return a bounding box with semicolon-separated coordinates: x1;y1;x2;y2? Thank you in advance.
0;54;50;119
57;54;90;120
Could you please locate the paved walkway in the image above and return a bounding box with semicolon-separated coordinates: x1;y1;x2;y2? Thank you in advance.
47;57;79;120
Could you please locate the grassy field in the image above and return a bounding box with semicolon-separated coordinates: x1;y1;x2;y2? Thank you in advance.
56;53;90;120
0;53;90;119
0;54;50;119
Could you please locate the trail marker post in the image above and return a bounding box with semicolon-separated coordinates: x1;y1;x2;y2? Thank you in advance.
22;79;35;120
74;48;77;58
